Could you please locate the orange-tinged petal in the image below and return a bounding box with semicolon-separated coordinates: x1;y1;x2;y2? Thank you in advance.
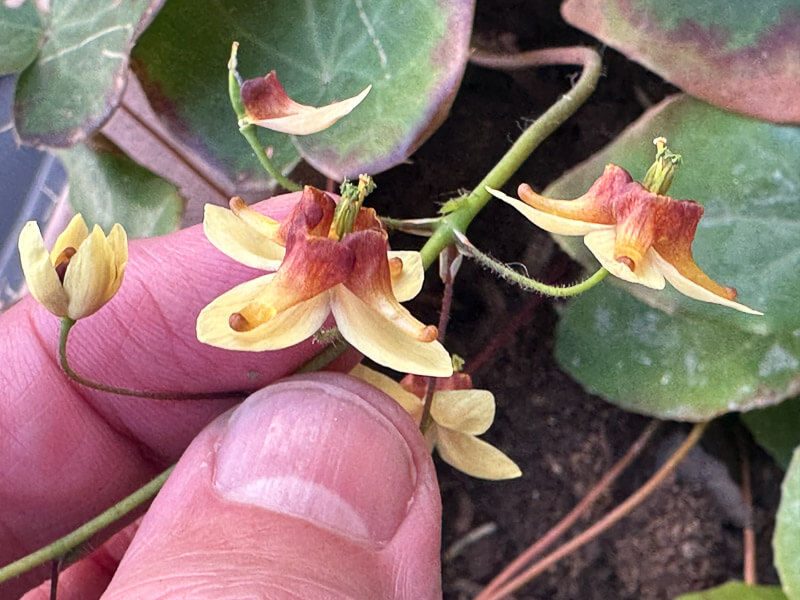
203;203;285;270
430;390;495;435
387;250;424;302
331;285;452;377
436;429;522;480
241;70;371;135
229;196;283;241
18;221;69;317
612;193;657;271
650;251;763;315
197;273;331;351
348;364;424;419
488;187;612;236
279;186;338;242
584;230;666;289
49;214;88;263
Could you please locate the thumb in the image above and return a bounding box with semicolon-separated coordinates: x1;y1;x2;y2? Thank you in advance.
101;373;443;600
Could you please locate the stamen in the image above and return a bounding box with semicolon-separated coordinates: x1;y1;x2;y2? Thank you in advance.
53;247;77;283
229;312;252;332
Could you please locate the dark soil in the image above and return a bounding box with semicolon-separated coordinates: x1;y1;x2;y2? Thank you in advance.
370;0;785;598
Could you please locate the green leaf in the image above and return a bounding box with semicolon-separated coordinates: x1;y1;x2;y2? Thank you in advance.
131;0;474;188
675;581;787;600
549;95;800;420
741;396;800;470
775;448;800;600
13;0;165;147
0;2;44;75
57;137;183;238
561;0;800;123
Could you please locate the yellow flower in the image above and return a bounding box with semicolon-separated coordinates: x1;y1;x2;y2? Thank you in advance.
488;164;761;314
18;214;127;319
240;70;371;135
350;365;522;481
197;187;453;378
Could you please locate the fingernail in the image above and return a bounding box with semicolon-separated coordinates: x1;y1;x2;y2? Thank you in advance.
213;378;417;546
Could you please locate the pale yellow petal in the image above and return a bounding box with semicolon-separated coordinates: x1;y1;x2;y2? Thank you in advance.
436;429;522;480
203;204;285;270
331;286;453;377
387;250;424;302
18;221;69;317
349;364;423;419
650;250;763;315
247;85;372;135
105;223;128;301
487;187;611;236
63;225;116;319
49;214;88;263
430;389;495;435
197;274;331;351
583;229;666;290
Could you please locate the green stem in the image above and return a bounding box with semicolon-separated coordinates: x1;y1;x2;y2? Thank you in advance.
418;46;602;269
457;234;608;297
59;318;245;400
0;466;174;585
228;42;301;192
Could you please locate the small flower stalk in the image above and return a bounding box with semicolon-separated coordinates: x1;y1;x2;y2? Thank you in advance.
488;141;761;314
18;214;127;320
197;186;453;377
351;364;522;480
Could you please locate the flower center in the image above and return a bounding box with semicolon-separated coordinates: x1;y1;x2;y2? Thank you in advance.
53;247;77;283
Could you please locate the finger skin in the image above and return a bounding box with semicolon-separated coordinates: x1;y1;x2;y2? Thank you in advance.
101;373;442;600
0;193;337;597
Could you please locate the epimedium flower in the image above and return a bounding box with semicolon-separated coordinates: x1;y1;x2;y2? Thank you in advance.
350;364;522;481
488;164;761;314
197;186;453;378
239;70;371;135
18;214;127;320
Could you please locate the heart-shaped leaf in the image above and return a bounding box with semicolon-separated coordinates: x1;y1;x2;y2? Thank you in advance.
13;0;165;147
57;136;183;238
675;581;788;600
0;2;44;75
741;396;800;470
130;0;474;189
548;95;800;420
775;448;800;600
561;0;800;123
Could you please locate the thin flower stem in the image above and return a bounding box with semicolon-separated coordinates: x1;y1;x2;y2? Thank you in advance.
456;231;608;297
418;46;602;270
483;421;709;600
59;318;246;400
738;431;757;585
0;466;174;585
477;419;661;599
228;42;301;192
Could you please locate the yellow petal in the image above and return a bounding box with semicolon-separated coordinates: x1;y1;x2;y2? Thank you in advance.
331;286;453;377
436;429;522;480
62;225;117;319
105;223;128;300
203;204;285;271
487;187;612;236
583;229;666;290
196;274;331;351
387;250;424;302
18;221;69;317
650;250;763;315
49;214;88;263
349;364;423;420
430;389;496;435
246;85;372;135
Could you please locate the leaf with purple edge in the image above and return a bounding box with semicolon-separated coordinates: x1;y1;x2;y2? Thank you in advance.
561;0;800;123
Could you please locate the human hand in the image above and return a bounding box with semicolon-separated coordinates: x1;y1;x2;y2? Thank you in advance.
1;194;442;599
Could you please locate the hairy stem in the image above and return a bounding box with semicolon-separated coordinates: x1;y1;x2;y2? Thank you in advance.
484;421;709;600
418;46;602;269
0;466;174;585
